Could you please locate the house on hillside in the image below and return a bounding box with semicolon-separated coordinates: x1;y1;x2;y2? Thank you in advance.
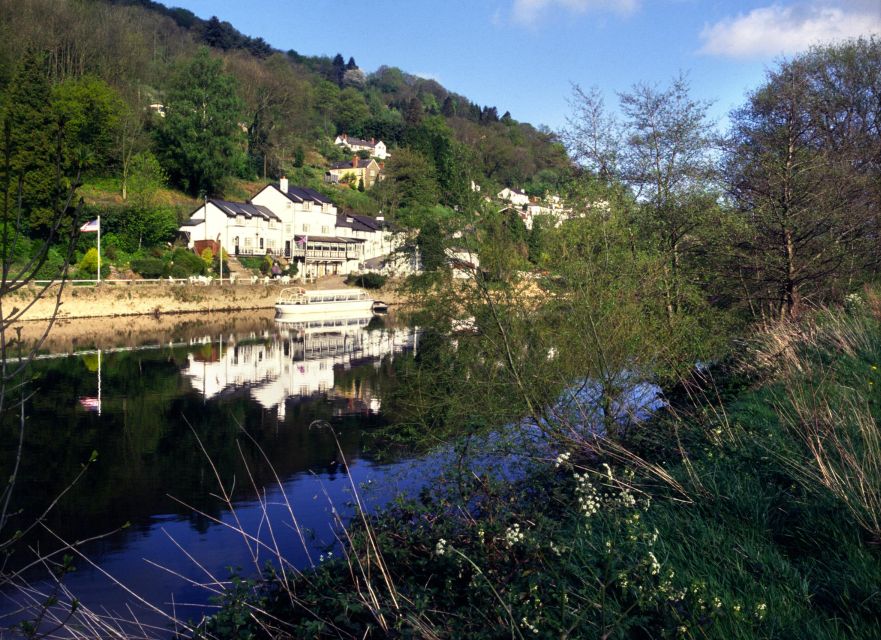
178;177;404;280
325;156;382;189
497;187;529;206
179;199;283;257
334;134;389;160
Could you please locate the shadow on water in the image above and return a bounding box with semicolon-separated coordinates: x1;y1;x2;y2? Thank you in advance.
0;310;427;629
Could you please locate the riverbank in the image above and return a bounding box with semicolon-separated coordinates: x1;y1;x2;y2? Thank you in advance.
198;307;881;640
5;277;409;322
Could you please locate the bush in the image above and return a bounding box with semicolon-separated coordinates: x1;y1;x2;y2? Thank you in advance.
260;255;273;275
345;272;387;289
200;247;214;269
130;257;165;278
170;247;206;276
78;248;99;275
33;247;67;280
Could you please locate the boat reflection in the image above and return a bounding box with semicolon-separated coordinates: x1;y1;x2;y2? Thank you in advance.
182;312;418;419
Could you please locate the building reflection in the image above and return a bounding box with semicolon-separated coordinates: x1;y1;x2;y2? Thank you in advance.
182;314;418;419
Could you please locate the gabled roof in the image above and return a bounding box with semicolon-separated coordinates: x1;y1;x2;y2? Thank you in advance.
337;135;378;148
264;184;332;206
337;213;380;234
209;199;280;222
329;157;377;170
350;214;383;231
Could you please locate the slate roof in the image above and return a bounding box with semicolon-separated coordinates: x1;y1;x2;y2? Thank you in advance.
338;135;377;148
336;213;386;233
276;185;333;206
209;199;280;221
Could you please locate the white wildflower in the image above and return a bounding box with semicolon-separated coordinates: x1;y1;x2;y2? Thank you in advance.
554;451;571;468
505;524;525;548
435;538;448;557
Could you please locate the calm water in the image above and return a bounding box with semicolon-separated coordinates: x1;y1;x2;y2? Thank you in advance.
0;311;426;631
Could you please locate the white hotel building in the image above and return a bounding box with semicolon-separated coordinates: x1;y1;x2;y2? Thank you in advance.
179;178;399;278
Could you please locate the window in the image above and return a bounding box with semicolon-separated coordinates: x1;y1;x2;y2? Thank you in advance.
321;226;329;234
302;224;310;232
259;237;264;250
285;224;292;234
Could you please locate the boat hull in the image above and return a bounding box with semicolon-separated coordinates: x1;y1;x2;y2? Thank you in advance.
274;299;375;319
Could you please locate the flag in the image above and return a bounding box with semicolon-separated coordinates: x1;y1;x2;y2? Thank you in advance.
80;219;100;233
79;397;100;411
297;235;308;247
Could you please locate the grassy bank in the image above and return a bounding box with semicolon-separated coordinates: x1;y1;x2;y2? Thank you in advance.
196;304;881;639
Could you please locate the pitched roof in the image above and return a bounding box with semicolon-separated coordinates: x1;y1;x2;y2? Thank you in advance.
337;135;377;148
337;213;380;233
208;199;280;221
273;185;332;206
350;214;383;231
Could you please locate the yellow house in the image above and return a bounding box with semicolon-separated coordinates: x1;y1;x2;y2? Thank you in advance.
325;156;382;189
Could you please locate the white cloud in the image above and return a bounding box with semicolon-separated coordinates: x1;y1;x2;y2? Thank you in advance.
699;1;881;58
511;0;639;25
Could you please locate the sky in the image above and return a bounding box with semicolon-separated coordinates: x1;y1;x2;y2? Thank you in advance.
166;0;881;132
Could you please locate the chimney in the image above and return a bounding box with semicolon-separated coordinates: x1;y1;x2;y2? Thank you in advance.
279;176;289;193
352;155;358;168
371;138;375;145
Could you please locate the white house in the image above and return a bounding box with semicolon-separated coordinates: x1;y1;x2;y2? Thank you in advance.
334;134;389;160
179;178;401;279
179;199;283;256
497;187;529;206
181;324;419;420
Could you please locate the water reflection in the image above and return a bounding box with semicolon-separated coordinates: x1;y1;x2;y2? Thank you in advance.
183;315;417;420
0;311;421;630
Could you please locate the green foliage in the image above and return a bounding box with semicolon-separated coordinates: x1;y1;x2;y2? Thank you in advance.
77;247;99;275
200;247;214;268
155;48;246;196
416;219;446;272
51;75;123;170
375;148;439;218
170;247;206;276
344;272;387;289
126;151;167;212
130;257;165;278
1;49;59;235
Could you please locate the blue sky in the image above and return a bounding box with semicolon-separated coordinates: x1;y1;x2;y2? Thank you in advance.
169;0;880;132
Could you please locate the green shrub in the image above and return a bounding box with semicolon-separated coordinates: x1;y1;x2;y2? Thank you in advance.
170;247;206;276
260;255;273;275
78;248;99;275
130;257;165;278
200;247;214;268
345;272;387;289
169;263;190;279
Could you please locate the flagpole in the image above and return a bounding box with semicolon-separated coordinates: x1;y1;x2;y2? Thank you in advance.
97;348;102;416
97;215;101;285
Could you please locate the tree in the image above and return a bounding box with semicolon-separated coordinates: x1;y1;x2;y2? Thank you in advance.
618;74;717;318
567;76;718;318
332;53;346;86
0;50;58;235
51;75;123;172
335;88;370;136
563;85;620;182
375;148;439;218
417;219;446;272
725;41;881;319
155;48;245;196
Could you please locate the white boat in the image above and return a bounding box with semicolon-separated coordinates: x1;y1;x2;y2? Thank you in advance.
274;287;375;319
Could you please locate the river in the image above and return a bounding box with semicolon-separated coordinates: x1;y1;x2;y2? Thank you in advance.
0;310;428;633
